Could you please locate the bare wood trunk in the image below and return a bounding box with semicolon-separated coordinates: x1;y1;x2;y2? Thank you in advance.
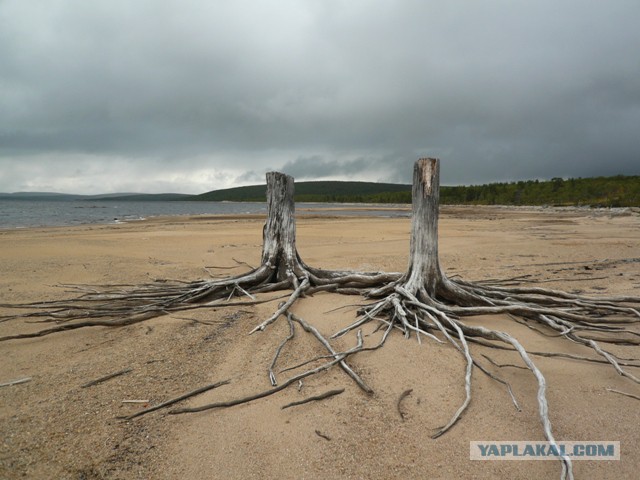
261;171;304;282
402;158;444;299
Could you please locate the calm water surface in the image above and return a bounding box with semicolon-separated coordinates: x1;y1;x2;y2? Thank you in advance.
0;200;409;229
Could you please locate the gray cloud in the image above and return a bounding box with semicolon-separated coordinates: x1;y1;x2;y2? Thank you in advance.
1;0;639;193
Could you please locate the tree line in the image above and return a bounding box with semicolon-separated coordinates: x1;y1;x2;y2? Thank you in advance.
188;175;640;206
278;176;639;207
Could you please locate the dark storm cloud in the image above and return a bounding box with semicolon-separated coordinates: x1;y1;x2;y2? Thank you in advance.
1;0;639;193
236;152;418;185
279;152;426;183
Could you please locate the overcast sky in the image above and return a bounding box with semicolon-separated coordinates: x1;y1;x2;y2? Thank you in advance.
1;1;639;194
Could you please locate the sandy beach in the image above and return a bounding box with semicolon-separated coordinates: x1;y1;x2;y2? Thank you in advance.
1;206;639;479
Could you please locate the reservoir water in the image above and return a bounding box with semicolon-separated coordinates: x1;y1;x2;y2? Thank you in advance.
0;200;409;229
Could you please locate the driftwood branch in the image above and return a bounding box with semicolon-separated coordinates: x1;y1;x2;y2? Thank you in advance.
81;368;132;388
315;430;331;441
396;388;413;420
0;377;32;388
281;388;345;410
170;332;367;415
122;380;230;420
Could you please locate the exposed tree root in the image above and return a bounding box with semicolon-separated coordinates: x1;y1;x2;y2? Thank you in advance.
606;388;640;402
170;328;373;414
0;172;397;341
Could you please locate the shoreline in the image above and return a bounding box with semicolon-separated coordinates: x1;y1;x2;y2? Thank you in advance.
1;203;636;232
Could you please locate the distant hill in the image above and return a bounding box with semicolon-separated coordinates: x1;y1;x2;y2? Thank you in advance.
0;192;85;201
91;193;192;201
2;175;638;206
0;192;193;201
191;181;412;203
190;176;640;207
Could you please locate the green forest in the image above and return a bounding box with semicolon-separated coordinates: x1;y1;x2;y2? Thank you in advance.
440;175;640;207
193;175;640;207
192;181;411;203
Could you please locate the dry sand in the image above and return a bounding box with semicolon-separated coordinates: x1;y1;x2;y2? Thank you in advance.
1;206;639;479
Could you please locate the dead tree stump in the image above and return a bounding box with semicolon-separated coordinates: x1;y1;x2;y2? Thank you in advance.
261;171;302;282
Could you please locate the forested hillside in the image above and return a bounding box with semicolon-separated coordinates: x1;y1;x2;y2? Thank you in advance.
191;181;411;203
192;175;640;207
440;176;640;207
